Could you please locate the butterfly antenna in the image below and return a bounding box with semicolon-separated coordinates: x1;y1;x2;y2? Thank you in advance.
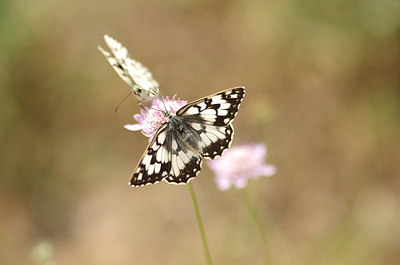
155;89;169;113
114;92;132;112
149;106;163;112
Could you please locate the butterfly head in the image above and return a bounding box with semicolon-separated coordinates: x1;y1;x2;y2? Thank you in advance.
164;110;174;119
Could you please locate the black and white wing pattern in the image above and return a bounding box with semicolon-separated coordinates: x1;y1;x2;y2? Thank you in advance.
130;123;203;186
176;87;245;159
98;35;160;102
130;87;245;187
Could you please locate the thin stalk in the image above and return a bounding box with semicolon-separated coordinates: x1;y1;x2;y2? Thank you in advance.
241;186;269;264
187;182;213;265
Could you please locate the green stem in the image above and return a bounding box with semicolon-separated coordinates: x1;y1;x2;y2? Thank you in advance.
188;182;213;265
241;186;269;263
242;187;267;244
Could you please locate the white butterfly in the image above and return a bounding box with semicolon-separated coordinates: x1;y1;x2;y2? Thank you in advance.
130;87;245;186
98;35;160;103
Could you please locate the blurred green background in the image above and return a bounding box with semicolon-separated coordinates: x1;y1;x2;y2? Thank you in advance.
1;0;399;264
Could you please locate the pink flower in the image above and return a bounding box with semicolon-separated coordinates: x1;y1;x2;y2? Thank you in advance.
124;96;187;141
208;143;276;190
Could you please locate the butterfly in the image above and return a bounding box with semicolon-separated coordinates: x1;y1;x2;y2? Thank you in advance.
130;87;245;186
98;35;160;103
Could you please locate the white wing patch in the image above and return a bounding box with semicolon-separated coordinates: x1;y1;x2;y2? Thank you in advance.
98;35;160;103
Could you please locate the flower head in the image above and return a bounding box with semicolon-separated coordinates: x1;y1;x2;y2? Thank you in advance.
208;143;276;190
124;95;187;140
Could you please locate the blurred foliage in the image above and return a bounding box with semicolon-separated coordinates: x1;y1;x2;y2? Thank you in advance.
0;0;399;264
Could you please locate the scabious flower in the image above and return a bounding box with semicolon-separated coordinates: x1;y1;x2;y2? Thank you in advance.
208;143;276;190
124;95;187;141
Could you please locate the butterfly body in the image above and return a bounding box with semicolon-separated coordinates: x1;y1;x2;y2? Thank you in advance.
130;87;245;187
166;114;201;151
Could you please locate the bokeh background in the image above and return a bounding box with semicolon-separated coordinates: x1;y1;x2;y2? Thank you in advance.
1;0;399;264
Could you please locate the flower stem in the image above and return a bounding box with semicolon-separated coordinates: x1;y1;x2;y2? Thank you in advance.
241;187;269;263
187;182;213;265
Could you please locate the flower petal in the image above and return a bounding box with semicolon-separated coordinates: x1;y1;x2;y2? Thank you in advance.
215;177;232;191
260;165;277;177
207;143;276;190
233;178;248;189
124;124;143;131
134;114;144;123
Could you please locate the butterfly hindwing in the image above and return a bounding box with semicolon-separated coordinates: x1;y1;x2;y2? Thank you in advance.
196;123;234;159
130;123;203;186
163;130;203;184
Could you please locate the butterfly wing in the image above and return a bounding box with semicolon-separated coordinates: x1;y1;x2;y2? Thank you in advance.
98;35;159;102
130;123;170;186
177;87;245;125
130;123;203;186
164;130;203;184
176;87;245;159
130;87;245;187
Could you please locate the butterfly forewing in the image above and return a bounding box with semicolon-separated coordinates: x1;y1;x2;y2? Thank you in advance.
98;35;160;102
177;87;245;126
130;87;245;187
177;87;244;158
130;124;170;186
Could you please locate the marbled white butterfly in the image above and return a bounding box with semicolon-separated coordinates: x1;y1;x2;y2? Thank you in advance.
98;35;160;103
130;87;245;186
